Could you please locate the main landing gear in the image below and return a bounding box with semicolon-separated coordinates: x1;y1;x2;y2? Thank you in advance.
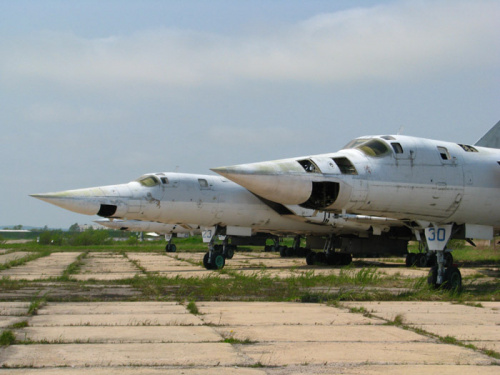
422;225;462;290
405;251;453;268
305;235;352;266
165;235;177;253
202;231;235;270
278;235;311;258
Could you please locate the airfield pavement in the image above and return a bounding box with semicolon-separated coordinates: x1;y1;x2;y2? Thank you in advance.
0;250;499;374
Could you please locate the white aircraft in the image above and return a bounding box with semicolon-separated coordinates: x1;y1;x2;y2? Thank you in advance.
213;121;500;289
94;218;201;252
31;172;410;269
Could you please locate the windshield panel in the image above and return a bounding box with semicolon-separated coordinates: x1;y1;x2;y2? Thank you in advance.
137;176;160;187
351;139;391;157
343;138;370;149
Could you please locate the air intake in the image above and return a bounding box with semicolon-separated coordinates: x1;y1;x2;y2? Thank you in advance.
97;204;117;217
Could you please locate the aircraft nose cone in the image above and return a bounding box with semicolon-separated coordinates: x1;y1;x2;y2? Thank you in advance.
212;160;313;205
30;184;132;217
30;188;107;216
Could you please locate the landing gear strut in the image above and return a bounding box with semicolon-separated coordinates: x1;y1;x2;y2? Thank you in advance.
423;225;462;290
165;235;177;253
305;235;352;266
278;236;310;257
202;226;233;270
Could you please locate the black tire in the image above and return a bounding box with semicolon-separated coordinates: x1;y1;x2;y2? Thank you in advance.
279;246;287;258
203;252;213;270
444;266;462;290
427;266;438;287
405;253;416;267
427;253;436;267
224;246;234;260
444;252;453;268
417;254;428;268
341;253;352;266
306;252;316;265
316;252;327;265
325;252;339;265
211;253;225;270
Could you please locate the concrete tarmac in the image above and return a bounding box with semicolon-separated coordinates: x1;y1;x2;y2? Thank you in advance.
0;301;498;374
0;251;498;373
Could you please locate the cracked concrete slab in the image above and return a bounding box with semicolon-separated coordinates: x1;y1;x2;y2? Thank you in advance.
17;325;223;343
71;252;141;280
0;252;30;264
35;301;189;315
215;324;429;343
240;341;493;366
0;253;81;280
0;368;266;375
29;313;204;327
0;343;248;367
198;302;381;326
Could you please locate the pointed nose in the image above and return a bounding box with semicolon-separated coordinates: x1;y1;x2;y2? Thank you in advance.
212;160;313;205
30;184;132;217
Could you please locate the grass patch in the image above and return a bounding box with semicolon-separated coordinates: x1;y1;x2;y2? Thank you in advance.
10;321;28;329
186;301;199;315
28;295;47;315
59;251;88;281
0;330;16;346
223;337;255;344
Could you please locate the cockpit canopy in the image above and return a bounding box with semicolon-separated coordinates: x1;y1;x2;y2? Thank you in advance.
136;175;161;187
343;138;391;158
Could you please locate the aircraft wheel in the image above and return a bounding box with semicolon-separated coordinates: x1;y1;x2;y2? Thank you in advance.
316;252;327;265
279;246;288;258
444;252;453;267
427;266;438;288
325;253;339;265
427;253;437;267
306;252;316;265
297;247;309;257
341;253;352;266
416;254;428;268
224;246;235;260
405;253;416;267
211;253;226;270
166;244;177;253
203;252;213;270
444;266;462;290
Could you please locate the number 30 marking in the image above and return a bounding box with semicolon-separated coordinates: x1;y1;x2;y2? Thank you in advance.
427;227;446;242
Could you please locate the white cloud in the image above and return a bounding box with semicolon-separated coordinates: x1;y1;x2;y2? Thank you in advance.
1;1;498;91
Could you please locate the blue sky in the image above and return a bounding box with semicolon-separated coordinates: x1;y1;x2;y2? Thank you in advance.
0;0;498;228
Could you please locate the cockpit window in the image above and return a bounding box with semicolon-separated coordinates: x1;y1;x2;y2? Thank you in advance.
343;138;370;149
391;143;404;154
137;176;160;187
298;159;320;173
355;139;391;157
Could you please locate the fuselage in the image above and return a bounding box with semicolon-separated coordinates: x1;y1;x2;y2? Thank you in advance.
214;135;500;229
32;172;377;237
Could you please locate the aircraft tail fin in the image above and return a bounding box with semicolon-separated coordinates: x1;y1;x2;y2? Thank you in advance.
475;120;500;149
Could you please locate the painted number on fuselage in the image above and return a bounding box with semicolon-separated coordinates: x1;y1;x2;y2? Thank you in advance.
427;227;446;242
424;225;453;251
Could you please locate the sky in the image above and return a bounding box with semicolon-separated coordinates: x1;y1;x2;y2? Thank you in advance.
0;0;498;229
